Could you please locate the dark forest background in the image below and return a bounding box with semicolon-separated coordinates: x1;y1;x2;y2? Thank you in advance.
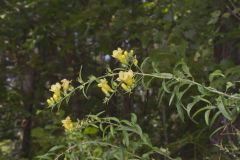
0;0;240;159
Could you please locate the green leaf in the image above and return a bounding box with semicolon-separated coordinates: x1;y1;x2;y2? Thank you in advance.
131;113;137;124
182;64;191;77
226;82;234;91
82;87;89;99
169;91;175;106
192;106;214;119
216;97;232;120
83;127;99;135
143;2;156;9
176;103;185;122
110;125;115;137
186;96;204;117
135;124;143;138
108;117;120;123
121;120;133;127
208;10;221;25
210;111;221;127
77;66;84;84
197;85;212;96
152;73;173;79
210;125;225;138
36;154;53;160
222;12;230;18
162;80;171;93
49;145;65;152
204;110;211;126
122;131;129;147
93;147;103;157
141;57;151;72
209;69;225;82
186;95;213;123
211;10;221;17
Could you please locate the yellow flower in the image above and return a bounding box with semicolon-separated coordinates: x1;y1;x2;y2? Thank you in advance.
117;70;135;86
121;83;131;92
97;79;114;96
117;70;135;91
129;50;134;56
133;56;138;66
53;93;61;102
112;48;123;57
62;116;74;131
50;82;61;96
112;48;128;64
61;79;72;91
47;97;55;106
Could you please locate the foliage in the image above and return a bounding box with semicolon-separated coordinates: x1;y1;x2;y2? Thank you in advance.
1;0;240;159
37;113;174;160
39;48;240;159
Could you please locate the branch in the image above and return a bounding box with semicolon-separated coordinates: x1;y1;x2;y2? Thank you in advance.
226;5;240;21
226;0;240;21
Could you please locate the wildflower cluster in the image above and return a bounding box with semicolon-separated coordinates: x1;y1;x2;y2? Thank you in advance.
117;70;135;92
61;115;94;132
112;48;138;66
61;116;74;131
97;79;114;97
47;79;74;107
47;48;139;132
97;48;138;98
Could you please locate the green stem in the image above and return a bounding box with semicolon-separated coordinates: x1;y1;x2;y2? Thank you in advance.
135;72;240;100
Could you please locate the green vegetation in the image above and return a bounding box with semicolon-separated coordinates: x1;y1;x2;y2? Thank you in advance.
0;0;240;159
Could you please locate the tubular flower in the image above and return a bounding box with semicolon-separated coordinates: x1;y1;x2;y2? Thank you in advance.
133;56;138;66
97;79;114;96
50;82;61;96
47;79;74;107
121;83;131;92
47;97;55;106
117;70;135;91
53;93;61;102
112;48;128;64
62;116;74;131
61;79;73;92
117;70;135;86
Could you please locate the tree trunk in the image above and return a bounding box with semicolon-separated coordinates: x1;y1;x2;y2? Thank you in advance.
21;68;35;159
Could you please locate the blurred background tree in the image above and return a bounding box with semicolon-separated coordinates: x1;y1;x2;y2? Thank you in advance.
0;0;240;159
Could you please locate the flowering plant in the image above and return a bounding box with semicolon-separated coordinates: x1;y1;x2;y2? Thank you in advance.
40;48;240;159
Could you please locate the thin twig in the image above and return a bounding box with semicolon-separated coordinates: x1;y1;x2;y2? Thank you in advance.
226;0;240;21
226;5;240;21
